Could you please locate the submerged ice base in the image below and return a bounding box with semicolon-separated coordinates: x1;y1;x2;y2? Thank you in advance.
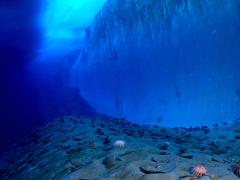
74;0;240;126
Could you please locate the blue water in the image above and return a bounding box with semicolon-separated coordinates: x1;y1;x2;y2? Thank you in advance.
0;0;240;153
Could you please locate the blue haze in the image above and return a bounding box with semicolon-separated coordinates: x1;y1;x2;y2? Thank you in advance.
0;0;104;152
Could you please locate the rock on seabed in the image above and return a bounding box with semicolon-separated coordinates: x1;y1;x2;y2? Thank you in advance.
0;116;240;179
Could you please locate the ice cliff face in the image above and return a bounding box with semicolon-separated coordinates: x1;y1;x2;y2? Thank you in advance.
75;0;240;126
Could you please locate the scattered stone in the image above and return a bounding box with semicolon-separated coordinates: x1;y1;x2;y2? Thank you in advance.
201;126;210;134
0;115;239;179
179;148;188;154
211;148;226;155
235;135;240;140
178;153;193;159
116;157;123;161
179;175;192;179
102;145;114;151
139;174;173;180
210;175;217;180
208;141;218;147
70;159;83;167
95;128;104;135
102;156;116;169
233;129;240;133
198;176;211;180
197;137;206;142
66;147;82;154
222;122;228;126
103;136;111;144
158;143;169;150
139;163;175;174
42;139;51;145
151;157;169;164
89;141;96;148
58;143;71;150
175;137;187;144
109;128;116;132
219;135;226;139
229;139;236;143
159;151;168;155
211;157;227;163
72;137;82;141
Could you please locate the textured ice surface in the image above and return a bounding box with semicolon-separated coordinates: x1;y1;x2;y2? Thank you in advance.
40;0;107;52
74;0;240;126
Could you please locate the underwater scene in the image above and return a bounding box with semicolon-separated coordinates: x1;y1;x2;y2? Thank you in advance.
0;0;240;179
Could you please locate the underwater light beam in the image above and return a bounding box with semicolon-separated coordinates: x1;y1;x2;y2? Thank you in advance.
39;0;107;54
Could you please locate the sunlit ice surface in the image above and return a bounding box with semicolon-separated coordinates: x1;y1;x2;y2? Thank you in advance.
38;0;106;56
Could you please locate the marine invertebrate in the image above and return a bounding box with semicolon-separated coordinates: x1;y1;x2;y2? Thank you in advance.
114;140;125;148
231;164;240;177
192;165;207;177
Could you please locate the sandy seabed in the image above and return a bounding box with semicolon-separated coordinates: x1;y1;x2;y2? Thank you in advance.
0;115;240;180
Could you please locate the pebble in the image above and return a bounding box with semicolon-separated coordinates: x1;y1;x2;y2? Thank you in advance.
139;163;175;174
102;155;116;168
158;143;169;150
70;159;82;167
198;176;211;180
211;157;226;163
103;136;111;144
0;115;239;179
178;153;193;159
66;147;82;154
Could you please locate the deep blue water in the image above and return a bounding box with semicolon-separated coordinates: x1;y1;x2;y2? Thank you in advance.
0;0;42;152
0;0;240;153
0;0;97;152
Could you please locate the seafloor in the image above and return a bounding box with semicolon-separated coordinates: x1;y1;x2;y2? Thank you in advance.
0;115;240;180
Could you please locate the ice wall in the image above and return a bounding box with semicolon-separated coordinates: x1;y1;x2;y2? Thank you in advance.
75;0;240;127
